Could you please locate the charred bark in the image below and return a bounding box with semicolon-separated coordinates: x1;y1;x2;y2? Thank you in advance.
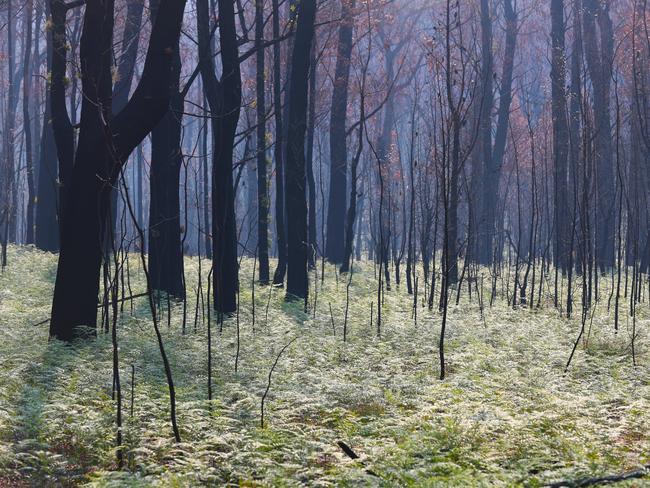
325;0;355;264
285;0;317;301
49;0;188;341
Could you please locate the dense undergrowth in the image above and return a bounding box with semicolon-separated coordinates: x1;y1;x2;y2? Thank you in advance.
0;245;648;486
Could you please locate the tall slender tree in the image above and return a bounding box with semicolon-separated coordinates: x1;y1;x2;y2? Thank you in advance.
23;0;36;244
475;0;517;266
256;0;270;284
325;0;356;264
35;1;60;252
285;0;317;301
551;0;570;273
583;0;615;271
197;0;241;313
1;0;17;264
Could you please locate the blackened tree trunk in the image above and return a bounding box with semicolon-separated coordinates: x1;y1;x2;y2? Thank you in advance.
272;0;288;285
285;0;317;300
447;117;461;285
325;0;355;264
551;0;570;273
569;0;583;273
1;0;18;257
31;2;44;169
37;0;77;253
405;86;419;293
197;0;241;313
202;96;212;259
148;63;185;298
340;122;364;273
112;0;145;113
51;0;117;340
376;49;397;289
477;0;517;266
583;0;615;271
35;100;59;251
35;1;60;252
212;0;241;313
256;0;270;283
49;0;75;198
244;134;258;256
23;0;36;244
136;144;145;237
475;0;494;267
147;0;184;298
306;41;318;269
340;42;370;274
49;0;188;341
108;0;146;245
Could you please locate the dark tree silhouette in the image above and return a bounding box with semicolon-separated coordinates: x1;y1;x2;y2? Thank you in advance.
49;0;188;341
583;0;615;271
475;0;517;267
551;0;570;273
35;0;74;253
197;0;241;313
256;0;270;284
285;0;317;301
271;0;289;286
325;0;355;264
148;3;185;299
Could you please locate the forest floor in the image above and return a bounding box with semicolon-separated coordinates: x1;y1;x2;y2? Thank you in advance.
0;245;649;487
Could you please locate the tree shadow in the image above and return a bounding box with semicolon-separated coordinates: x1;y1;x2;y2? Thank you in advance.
8;337;98;485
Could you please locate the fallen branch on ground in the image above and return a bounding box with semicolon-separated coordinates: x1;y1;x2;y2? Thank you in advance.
545;465;650;487
337;440;379;477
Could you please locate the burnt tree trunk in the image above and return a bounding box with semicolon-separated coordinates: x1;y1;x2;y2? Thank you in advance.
271;0;288;285
1;0;18;255
306;42;318;269
285;0;317;301
112;0;145;113
35;1;60;251
23;0;36;244
477;0;517;266
212;0;241;313
255;0;270;283
325;0;355;264
35;98;59;251
148;78;185;297
147;0;185;298
197;0;241;313
108;0;146;246
569;0;583;274
551;0;570;273
583;0;615;271
475;0;494;267
49;0;187;341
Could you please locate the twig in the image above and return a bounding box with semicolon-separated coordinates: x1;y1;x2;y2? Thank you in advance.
260;336;298;428
328;302;336;336
337;441;379;477
31;292;150;326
